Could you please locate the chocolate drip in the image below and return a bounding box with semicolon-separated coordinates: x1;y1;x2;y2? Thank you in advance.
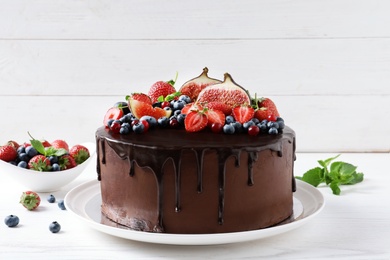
193;148;206;193
95;126;296;230
247;151;258;186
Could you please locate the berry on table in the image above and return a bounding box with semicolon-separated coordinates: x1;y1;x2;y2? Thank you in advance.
58;200;66;210
20;191;41;211
47;194;56;203
49;221;61;233
4;215;19;227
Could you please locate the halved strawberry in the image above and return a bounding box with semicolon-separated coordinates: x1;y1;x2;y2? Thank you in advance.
205;101;232;115
129;98;172;120
28;155;51;171
205;109;225;127
0;145;17;162
181;103;204;115
103;107;124;127
184;110;208;132
232;105;255;124
128;93;152;105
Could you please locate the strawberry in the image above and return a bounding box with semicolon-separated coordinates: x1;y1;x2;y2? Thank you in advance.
181;103;204;115
59;154;77;170
232;105;255;124
20;191;41;211
254;108;277;122
51;140;69;152
128;98;172;120
258;97;280;116
41;140;51;148
254;97;280;122
184;110;208;132
205;109;225;127
148;80;176;103
103;107;124;127
0;145;17;162
6;140;19;149
28;155;51;171
128;93;152;105
69;144;90;165
205;101;232;116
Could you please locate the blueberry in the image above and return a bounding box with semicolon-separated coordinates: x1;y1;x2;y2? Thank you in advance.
176;113;186;125
58;200;66;210
47;194;56;203
173;109;182;117
157;117;169;128
276;118;285;129
17;161;27;169
152;102;162;108
268;127;279;135
173;100;186;111
139;116;157;129
267;121;279;129
251;118;260;124
223;124;235;134
113;101;130;115
178;95;191;103
4;215;19;227
48;155;58;164
52;163;60;171
243;120;255;131
18;153;30;163
132;121;145;134
232;122;243;133
225;115;235;124
257;123;268;133
49;221;61;233
17;146;26;154
120;123;131;135
106;119;115;128
25;146;38;158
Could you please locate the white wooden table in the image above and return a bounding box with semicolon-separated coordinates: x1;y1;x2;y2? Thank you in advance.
0;153;388;259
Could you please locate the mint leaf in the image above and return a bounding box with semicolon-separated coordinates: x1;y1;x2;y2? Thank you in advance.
296;154;364;195
330;181;341;195
30;139;45;155
297;167;323;187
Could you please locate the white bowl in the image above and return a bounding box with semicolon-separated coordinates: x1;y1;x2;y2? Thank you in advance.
0;142;95;192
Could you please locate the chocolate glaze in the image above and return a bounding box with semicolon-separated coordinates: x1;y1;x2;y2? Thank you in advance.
96;126;296;234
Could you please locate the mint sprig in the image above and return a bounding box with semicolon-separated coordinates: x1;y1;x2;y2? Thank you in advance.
296;154;364;195
28;132;67;157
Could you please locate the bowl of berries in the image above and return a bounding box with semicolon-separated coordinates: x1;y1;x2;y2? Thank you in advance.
0;135;95;192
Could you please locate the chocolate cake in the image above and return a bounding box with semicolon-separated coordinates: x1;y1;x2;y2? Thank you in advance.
96;126;296;234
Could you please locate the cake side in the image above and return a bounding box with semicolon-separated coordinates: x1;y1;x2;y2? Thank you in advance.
96;126;296;234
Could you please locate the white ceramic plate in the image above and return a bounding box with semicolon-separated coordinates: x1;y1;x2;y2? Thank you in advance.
65;179;324;245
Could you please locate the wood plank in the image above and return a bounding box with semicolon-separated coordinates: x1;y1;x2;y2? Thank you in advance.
0;0;389;39
0;38;389;96
0;95;388;152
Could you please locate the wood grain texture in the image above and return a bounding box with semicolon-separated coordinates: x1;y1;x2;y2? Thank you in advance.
0;0;389;152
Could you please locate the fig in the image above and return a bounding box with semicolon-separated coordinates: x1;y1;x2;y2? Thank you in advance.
179;67;222;101
196;73;251;111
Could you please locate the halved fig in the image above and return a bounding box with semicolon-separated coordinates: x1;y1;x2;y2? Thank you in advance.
196;73;251;110
179;67;222;101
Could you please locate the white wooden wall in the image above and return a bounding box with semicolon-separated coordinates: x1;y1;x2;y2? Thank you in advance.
1;0;389;152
